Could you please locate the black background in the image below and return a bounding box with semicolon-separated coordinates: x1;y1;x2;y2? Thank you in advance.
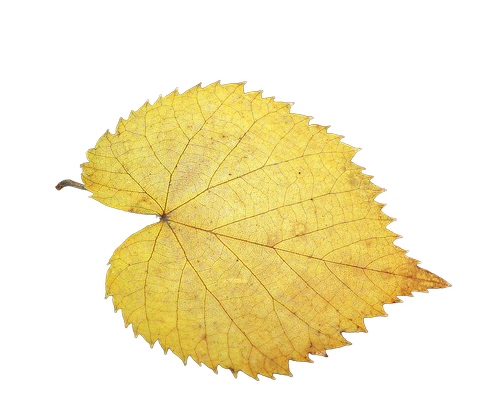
47;31;465;403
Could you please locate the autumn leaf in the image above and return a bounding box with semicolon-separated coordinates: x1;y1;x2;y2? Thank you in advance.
57;81;450;379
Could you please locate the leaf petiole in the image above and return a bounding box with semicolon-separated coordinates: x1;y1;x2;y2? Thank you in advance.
55;179;87;191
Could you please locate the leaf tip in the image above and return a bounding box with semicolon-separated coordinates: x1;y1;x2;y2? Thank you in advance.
430;273;452;289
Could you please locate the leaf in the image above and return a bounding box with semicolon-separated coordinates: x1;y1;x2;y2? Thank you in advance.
70;82;449;379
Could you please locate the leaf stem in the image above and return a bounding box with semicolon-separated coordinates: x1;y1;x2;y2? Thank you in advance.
55;179;87;191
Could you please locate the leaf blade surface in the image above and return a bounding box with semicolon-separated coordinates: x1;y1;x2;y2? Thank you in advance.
81;82;450;378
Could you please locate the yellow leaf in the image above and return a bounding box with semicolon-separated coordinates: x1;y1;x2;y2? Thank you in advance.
71;81;449;379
